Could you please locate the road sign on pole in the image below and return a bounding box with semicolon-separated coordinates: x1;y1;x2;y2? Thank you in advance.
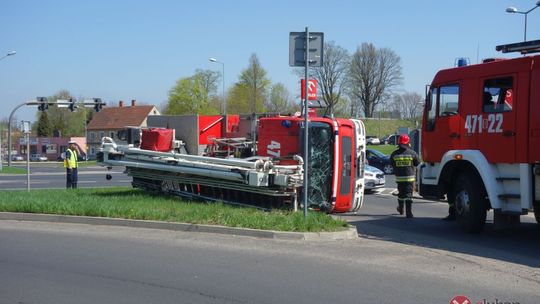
290;27;324;219
289;31;324;67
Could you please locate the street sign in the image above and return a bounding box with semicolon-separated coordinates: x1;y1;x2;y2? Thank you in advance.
289;32;324;67
301;79;317;100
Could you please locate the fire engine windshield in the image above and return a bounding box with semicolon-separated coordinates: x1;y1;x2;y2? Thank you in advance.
301;122;334;208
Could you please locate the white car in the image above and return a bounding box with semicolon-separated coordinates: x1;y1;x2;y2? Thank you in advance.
364;164;385;192
366;136;381;145
30;154;48;162
11;154;24;161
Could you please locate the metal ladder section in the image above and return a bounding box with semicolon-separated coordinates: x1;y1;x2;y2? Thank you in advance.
99;137;304;210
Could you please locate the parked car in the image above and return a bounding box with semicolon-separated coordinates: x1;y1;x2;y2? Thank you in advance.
366;135;381;145
366;149;394;174
364;164;385;192
11;154;24;161
78;153;88;161
382;134;399;145
29;154;48;162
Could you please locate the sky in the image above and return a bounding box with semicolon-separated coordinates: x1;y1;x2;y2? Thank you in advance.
1;0;539;123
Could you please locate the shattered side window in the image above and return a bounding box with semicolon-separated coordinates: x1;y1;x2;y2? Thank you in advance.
302;122;333;208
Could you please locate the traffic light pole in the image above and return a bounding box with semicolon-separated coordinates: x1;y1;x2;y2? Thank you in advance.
6;99;105;167
7;101;33;167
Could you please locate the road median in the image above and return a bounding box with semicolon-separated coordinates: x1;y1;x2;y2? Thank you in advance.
0;212;358;240
0;187;357;240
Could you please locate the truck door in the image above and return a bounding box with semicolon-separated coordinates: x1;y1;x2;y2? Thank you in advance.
474;76;516;163
422;84;461;162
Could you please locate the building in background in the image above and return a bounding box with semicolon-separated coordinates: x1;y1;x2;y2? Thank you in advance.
14;136;86;161
86;100;159;159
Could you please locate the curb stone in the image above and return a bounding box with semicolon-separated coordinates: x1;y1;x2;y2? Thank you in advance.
0;212;358;241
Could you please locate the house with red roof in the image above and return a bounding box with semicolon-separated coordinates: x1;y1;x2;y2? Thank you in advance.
86;100;160;158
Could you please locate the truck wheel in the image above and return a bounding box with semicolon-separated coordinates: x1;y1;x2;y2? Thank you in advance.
453;172;487;233
534;202;540;225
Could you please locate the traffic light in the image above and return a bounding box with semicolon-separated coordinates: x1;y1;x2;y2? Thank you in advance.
68;98;77;112
93;98;103;112
37;97;48;112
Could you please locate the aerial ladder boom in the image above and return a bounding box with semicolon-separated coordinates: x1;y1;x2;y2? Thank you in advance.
99;136;304;209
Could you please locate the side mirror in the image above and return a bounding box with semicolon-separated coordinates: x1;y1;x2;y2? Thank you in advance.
425;94;431;111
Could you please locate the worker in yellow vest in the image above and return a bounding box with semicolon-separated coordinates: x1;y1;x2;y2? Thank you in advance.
64;141;80;189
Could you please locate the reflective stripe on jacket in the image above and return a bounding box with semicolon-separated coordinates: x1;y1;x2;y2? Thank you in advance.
64;148;78;169
390;144;420;183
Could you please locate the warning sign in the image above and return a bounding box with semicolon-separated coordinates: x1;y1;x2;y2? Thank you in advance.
301;79;317;101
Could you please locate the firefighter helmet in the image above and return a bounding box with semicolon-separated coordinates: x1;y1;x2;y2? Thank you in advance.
398;134;410;145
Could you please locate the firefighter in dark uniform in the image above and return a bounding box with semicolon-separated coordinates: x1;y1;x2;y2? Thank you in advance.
64;141;80;189
390;134;420;218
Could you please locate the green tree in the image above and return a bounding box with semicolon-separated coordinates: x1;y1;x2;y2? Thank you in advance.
266;83;294;113
226;83;250;114
238;53;271;113
37;90;86;137
165;70;220;115
36;111;52;136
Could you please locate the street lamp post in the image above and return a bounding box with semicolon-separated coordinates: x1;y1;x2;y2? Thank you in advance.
0;51;16;170
209;58;225;115
506;0;540;42
0;50;16;62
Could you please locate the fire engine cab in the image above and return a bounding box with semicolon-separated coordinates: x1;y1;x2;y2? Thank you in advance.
419;39;540;232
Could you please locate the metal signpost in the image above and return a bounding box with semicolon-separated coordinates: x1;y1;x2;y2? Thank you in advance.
21;121;31;191
289;28;324;218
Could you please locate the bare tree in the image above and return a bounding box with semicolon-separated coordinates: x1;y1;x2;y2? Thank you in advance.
348;43;403;118
194;69;220;97
313;42;350;116
392;92;424;120
295;41;350;116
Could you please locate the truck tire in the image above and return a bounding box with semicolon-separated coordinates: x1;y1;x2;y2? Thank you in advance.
453;172;487;233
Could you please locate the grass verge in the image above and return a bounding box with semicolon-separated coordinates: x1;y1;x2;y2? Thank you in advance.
0;166;26;174
0;187;349;232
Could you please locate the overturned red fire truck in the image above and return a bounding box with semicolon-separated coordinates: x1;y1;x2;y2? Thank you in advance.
419;40;540;232
98;114;366;213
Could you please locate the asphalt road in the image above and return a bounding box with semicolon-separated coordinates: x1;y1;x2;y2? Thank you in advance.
1;166;539;303
344;191;540;268
1;220;538;304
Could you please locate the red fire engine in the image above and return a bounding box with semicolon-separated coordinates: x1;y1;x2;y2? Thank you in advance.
419;40;540;232
99;114;366;213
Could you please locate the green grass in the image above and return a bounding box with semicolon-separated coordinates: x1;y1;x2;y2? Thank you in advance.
363;118;417;139
367;144;395;155
0;187;350;232
0;166;26;174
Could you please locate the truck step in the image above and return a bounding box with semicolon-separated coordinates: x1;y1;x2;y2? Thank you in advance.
495;177;520;181
498;193;521;199
493;208;528;216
